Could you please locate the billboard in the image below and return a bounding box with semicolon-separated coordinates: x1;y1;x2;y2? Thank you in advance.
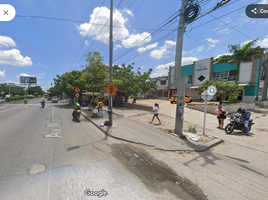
20;76;37;85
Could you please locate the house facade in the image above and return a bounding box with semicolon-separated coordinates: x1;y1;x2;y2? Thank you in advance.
150;76;169;99
166;57;267;102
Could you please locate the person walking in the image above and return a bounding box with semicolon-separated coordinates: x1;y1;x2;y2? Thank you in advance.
215;105;228;129
149;103;161;125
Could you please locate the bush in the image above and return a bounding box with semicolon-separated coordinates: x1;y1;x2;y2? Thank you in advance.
145;93;155;99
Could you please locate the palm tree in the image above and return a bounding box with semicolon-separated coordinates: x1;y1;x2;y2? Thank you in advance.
214;38;266;81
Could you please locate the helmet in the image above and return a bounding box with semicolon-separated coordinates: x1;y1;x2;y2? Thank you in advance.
237;108;242;113
76;103;80;107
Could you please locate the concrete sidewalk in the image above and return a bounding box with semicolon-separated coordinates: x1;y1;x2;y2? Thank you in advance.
81;106;223;151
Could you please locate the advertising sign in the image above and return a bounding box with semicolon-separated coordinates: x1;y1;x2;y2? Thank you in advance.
193;58;211;87
20;76;37;85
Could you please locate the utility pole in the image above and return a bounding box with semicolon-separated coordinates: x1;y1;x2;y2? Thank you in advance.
109;0;113;126
174;0;189;137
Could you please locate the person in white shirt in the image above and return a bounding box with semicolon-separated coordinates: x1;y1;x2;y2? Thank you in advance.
149;103;161;125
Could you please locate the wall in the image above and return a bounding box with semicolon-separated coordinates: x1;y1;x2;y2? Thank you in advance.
187;103;255;114
239;62;252;83
212;63;237;72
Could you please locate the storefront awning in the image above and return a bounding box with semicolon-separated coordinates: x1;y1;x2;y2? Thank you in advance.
238;83;250;86
189;86;199;89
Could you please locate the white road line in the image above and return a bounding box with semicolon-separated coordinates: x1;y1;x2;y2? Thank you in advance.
0;106;21;114
20;106;28;110
0;107;6;109
52;106;54;117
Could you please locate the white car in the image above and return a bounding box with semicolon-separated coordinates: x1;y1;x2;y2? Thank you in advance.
52;97;58;103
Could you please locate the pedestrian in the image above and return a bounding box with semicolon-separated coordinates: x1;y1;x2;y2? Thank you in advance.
215;105;228;129
149;103;161;125
98;101;104;118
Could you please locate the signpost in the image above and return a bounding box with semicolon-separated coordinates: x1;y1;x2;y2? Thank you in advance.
105;83;118;126
201;90;214;135
75;93;79;103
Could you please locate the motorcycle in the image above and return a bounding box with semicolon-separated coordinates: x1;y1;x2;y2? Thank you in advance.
73;109;81;120
225;115;254;134
41;102;45;108
24;100;27;104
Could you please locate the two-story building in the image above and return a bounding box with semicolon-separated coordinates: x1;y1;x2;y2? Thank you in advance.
150;76;169;99
168;57;267;102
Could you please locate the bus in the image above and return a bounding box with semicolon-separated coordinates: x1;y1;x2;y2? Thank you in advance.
44;94;49;98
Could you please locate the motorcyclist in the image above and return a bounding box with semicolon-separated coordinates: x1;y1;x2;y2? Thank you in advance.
237;108;251;134
41;99;45;106
24;97;27;103
73;103;81;118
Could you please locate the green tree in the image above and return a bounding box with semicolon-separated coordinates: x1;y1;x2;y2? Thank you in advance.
113;63;140;102
136;67;157;98
82;51;109;104
214;38;265;81
53;70;87;99
33;92;39;97
197;79;243;105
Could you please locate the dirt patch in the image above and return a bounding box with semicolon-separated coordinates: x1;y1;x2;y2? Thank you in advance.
109;143;208;200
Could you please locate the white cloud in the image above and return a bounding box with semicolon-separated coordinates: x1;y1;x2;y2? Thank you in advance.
18;73;35;77
214;53;232;59
216;28;231;35
150;57;197;78
77;7;129;44
261;0;268;3
137;42;158;53
138;66;144;69
123;8;134;17
114;44;122;50
0;49;33;66
182;57;198;65
122;32;151;48
0;35;16;48
38;73;45;76
85;40;89;46
259;36;268;48
204;38;219;44
37;76;44;79
150;40;176;59
204;38;220;50
0;70;5;77
6;80;20;84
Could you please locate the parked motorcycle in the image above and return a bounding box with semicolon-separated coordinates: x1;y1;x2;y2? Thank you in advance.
225;115;254;134
73;109;81;120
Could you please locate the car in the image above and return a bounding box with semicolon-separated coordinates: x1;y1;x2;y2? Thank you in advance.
52;97;58;103
47;97;52;101
170;94;192;104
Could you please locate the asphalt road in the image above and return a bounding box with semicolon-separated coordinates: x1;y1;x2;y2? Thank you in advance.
0;98;205;200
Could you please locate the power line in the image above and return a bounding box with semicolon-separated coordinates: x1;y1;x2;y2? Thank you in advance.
187;0;261;31
92;0;136;53
69;0;106;71
95;0;146;53
113;10;180;61
71;0;128;70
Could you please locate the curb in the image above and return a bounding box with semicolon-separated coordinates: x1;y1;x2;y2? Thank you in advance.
82;111;225;151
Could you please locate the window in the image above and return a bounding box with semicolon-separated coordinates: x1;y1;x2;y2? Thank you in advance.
213;70;236;82
184;75;192;84
160;80;166;85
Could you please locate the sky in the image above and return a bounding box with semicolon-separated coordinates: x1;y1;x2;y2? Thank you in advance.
0;0;268;92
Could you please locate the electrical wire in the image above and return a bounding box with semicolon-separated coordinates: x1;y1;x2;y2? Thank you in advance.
69;0;106;71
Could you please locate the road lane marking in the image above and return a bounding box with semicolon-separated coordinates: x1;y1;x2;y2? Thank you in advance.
0;106;21;113
0;107;6;109
20;106;28;110
45;114;61;138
